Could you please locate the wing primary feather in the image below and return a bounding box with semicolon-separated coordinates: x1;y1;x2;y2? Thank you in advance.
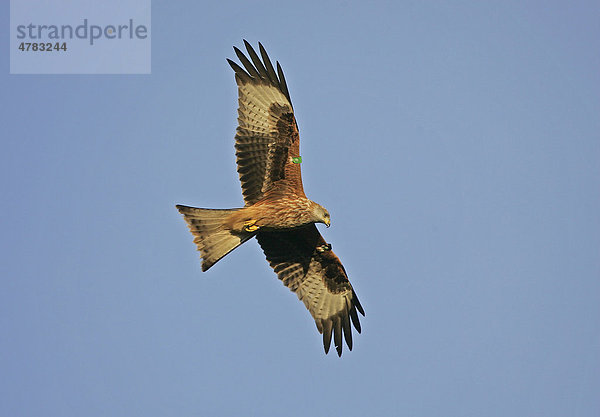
315;318;324;334
341;311;353;351
276;61;292;107
226;59;251;83
333;316;343;357
322;319;333;354
243;40;269;80
349;304;362;333
258;42;279;85
352;290;365;316
233;47;261;78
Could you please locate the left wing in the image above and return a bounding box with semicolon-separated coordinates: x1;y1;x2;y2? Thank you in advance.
256;225;365;356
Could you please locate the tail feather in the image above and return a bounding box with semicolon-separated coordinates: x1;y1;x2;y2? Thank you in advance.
176;205;252;271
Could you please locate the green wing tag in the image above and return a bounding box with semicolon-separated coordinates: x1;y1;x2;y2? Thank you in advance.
292;156;302;164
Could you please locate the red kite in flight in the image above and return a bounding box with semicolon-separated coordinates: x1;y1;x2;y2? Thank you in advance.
176;41;364;356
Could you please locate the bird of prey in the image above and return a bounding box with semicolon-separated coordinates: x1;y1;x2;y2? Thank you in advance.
176;40;364;356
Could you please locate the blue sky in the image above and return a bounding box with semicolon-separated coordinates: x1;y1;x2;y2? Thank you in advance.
2;1;599;416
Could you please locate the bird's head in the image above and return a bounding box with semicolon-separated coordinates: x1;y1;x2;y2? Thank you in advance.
311;202;331;228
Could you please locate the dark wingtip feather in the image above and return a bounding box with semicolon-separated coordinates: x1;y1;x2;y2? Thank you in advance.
322;319;333;354
353;290;365;316
276;61;292;107
226;59;251;83
234;46;260;78
333;316;343;357
349;304;362;333
226;57;237;68
341;313;353;351
243;40;269;80
258;42;278;84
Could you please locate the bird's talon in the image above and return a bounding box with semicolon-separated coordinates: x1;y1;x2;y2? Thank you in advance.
243;220;260;232
316;243;332;253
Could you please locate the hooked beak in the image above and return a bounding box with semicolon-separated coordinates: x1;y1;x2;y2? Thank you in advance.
325;219;330;228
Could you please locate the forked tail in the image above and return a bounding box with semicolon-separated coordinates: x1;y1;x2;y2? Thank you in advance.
176;205;253;271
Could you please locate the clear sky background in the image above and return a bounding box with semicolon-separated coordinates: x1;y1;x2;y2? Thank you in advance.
2;1;599;416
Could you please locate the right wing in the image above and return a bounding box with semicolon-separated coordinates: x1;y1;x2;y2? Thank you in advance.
227;40;305;206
